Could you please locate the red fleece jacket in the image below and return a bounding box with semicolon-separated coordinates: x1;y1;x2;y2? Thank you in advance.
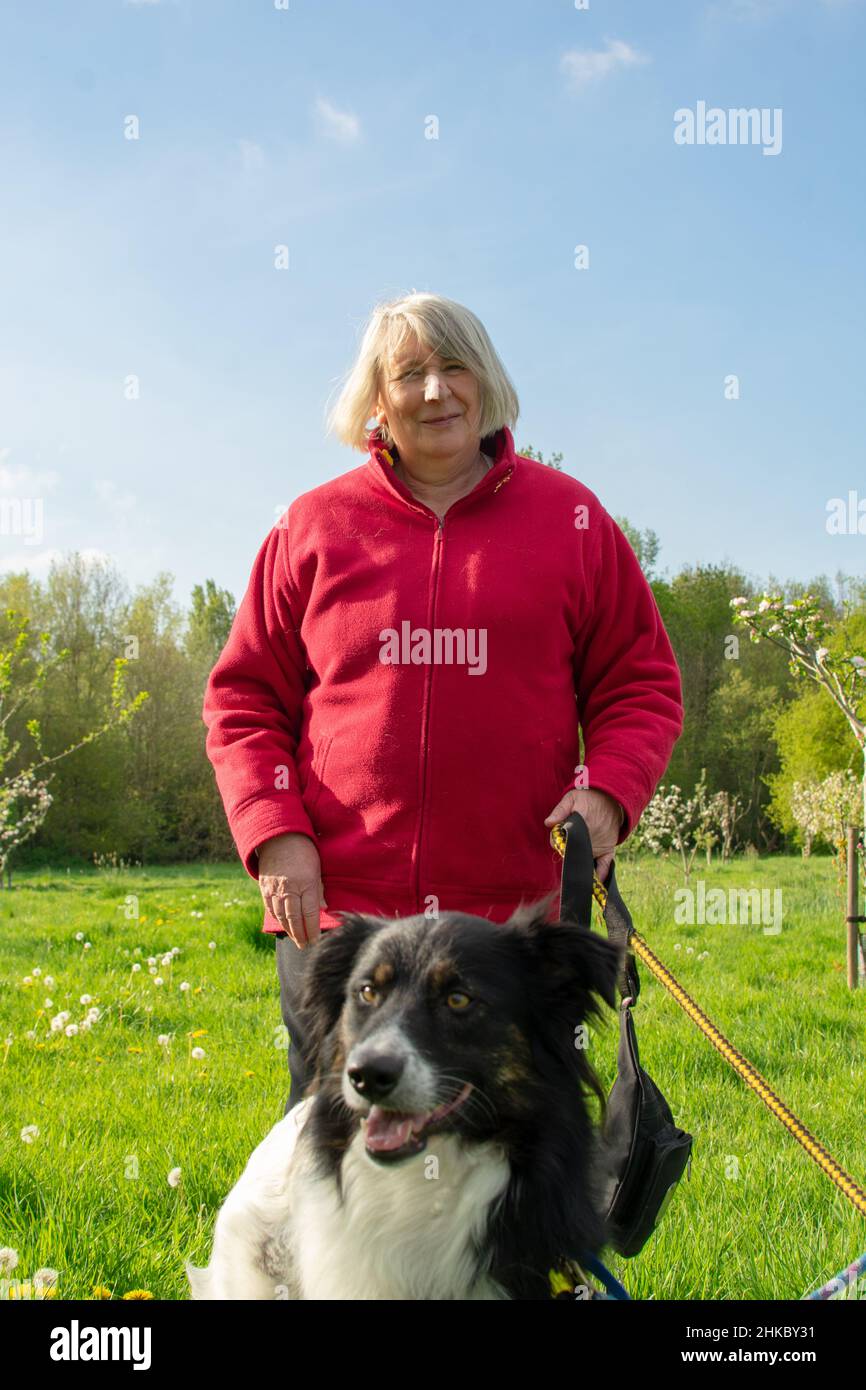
202;426;684;934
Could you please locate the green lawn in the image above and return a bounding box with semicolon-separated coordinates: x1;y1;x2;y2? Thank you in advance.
0;854;863;1301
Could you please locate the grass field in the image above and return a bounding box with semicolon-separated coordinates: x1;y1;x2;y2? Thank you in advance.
1;853;863;1301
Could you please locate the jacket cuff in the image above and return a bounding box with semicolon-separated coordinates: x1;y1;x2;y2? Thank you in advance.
230;794;318;879
560;754;653;845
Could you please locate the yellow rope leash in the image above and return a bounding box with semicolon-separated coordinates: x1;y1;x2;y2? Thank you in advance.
549;824;866;1221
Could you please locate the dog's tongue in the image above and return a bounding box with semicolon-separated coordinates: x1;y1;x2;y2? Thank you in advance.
365;1106;427;1152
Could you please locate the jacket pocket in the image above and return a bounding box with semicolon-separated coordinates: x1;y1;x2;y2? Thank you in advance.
303;734;333;819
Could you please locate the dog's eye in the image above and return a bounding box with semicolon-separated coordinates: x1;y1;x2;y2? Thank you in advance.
446;991;472;1011
358;983;379;1006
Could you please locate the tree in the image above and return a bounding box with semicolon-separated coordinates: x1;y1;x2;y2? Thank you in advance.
0;607;148;884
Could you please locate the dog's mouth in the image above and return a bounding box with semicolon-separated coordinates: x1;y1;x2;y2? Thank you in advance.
360;1082;474;1163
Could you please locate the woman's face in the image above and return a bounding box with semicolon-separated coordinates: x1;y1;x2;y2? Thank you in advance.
375;334;482;461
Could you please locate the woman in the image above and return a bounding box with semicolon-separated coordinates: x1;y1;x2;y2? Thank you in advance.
202;291;684;1110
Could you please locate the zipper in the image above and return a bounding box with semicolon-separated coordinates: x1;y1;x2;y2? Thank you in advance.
414;513;444;911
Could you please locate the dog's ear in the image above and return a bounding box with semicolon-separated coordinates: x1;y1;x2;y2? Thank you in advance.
298;913;386;1066
509;899;623;1018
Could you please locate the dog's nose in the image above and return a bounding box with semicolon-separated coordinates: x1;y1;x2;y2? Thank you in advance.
347;1052;405;1101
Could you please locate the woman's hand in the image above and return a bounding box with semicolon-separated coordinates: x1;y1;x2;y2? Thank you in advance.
544;787;625;885
256;833;328;949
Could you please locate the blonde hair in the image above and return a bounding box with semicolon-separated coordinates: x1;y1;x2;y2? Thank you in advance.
325;291;520;451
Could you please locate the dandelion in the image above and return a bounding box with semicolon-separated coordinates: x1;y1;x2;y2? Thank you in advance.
147;957;156;967
191;1046;205;1060
32;967;42;978
673;943;681;951
157;1034;171;1046
128;1046;143;1055
0;1248;19;1273
191;1029;207;1038
80;994;93;1005
20;1125;39;1143
208;941;216;952
65;1024;79;1037
91;1284;113;1299
34;1267;59;1290
161;953;173;967
148;967;157;976
153;977;164;987
49;1017;64;1033
87;1007;99;1021
44;975;54;989
44;998;53;1009
22;976;33;986
167;1167;182;1188
5;1035;13;1047
83;942;91;951
180;982;190;993
122;1289;154;1300
75;932;84;941
686;946;694;955
25;1030;36;1041
80;1019;92;1032
131;963;141;973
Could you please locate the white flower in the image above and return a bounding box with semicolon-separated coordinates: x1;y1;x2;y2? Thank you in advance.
180;982;190;993
25;1030;36;1040
157;1034;171;1046
44;976;54;989
131;963;141;973
32;967;42;978
153;977;164;987
57;1011;70;1023
22;976;33;986
208;941;216;952
80;994;92;1005
171;947;181;957
65;1024;79;1037
33;1267;59;1288
4;1036;12;1047
191;1046;205;1060
50;1016;64;1033
161;953;173;967
83;942;91;951
731;596;747;606
44;998;53;1009
673;943;681;951
80;1018;92;1031
851;656;866;669
686;946;694;955
148;966;157;976
75;932;84;942
0;1247;19;1272
167;1167;182;1188
86;1007;99;1021
20;1125;39;1143
147;957;157;967
816;647;830;663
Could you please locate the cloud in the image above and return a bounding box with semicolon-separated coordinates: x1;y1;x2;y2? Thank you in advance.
560;38;650;88
314;97;361;144
93;479;137;516
0;455;61;495
237;139;266;173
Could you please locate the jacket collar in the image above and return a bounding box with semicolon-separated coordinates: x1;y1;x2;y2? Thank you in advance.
365;424;517;512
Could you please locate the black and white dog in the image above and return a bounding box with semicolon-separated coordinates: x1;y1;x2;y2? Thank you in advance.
186;900;622;1300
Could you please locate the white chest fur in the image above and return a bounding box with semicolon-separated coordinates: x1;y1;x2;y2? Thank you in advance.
290;1128;512;1301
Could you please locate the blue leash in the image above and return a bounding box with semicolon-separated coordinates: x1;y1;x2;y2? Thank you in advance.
579;1250;632;1300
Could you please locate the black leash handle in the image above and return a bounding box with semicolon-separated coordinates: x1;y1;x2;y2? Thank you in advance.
555;812;641;1003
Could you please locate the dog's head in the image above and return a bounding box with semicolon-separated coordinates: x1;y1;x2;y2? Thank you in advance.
299;898;622;1165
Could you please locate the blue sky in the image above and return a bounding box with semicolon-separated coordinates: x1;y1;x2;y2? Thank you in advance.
1;0;865;608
